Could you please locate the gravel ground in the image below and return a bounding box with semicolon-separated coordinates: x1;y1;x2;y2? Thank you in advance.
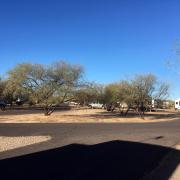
0;136;51;152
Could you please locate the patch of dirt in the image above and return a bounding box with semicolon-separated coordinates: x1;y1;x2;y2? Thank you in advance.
0;136;51;152
0;109;179;123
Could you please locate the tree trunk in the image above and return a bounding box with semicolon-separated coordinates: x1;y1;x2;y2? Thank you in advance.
124;106;130;116
44;104;57;116
44;106;50;116
0;105;6;111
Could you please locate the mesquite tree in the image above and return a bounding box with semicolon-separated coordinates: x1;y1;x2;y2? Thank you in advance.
0;78;5;98
6;61;84;115
103;74;169;118
74;82;105;105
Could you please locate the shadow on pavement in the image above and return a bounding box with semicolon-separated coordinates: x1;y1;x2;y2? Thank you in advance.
0;140;179;180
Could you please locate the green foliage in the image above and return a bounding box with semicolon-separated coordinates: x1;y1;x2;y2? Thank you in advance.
74;82;105;105
0;78;5;98
6;61;84;114
131;74;157;105
1;61;170;115
103;74;169;108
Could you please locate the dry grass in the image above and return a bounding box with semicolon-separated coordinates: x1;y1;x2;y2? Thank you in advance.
0;109;179;123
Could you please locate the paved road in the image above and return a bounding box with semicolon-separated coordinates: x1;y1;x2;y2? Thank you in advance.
0;120;180;180
1;119;180;158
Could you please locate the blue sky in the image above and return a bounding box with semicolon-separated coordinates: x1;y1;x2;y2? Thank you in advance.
0;0;180;99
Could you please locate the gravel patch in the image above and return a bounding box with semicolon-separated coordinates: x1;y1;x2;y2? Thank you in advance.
0;136;51;152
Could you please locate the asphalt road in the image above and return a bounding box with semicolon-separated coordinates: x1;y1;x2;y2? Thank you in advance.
1;120;180;179
1;120;180;151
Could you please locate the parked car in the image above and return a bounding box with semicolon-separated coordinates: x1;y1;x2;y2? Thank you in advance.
106;104;116;112
88;103;104;109
0;100;6;111
16;98;24;106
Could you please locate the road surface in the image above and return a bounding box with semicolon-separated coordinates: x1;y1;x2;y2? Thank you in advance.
0;120;180;179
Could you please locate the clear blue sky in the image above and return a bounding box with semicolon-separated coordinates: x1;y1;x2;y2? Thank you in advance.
0;0;180;99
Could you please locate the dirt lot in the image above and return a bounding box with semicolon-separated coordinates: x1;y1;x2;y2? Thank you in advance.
0;108;179;123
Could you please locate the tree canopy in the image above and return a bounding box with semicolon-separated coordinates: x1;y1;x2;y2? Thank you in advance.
0;61;170;116
103;74;169;109
5;61;84;115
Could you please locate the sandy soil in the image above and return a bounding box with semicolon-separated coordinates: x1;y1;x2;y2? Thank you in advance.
0;109;179;123
0;136;51;152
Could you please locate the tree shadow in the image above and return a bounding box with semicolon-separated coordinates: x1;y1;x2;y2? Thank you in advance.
140;112;178;120
68;110;180;121
0;140;179;180
0;107;72;116
1;108;179;122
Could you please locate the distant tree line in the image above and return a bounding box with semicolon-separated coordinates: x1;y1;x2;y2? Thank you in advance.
102;74;170;118
0;61;170;116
